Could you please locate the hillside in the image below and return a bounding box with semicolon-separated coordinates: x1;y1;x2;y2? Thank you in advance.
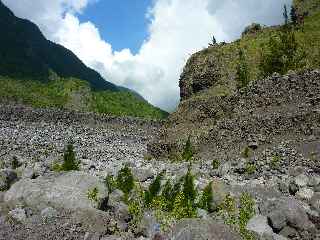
0;1;168;119
148;0;320;157
0;76;168;119
0;0;118;91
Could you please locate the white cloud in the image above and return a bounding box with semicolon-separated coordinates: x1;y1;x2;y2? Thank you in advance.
2;0;292;111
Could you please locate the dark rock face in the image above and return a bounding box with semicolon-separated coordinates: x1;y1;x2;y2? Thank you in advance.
149;70;320;170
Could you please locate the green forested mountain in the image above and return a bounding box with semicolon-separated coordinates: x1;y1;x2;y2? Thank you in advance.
0;1;168;119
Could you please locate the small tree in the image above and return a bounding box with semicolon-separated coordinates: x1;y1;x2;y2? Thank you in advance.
183;168;197;206
212;35;217;45
290;6;298;25
61;144;79;171
182;136;194;162
144;171;164;206
236;48;250;89
283;5;289;25
259;29;305;77
116;164;134;200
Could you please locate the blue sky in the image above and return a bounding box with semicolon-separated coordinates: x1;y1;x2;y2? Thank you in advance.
78;0;152;54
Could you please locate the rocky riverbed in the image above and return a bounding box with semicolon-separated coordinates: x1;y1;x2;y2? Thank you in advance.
0;104;319;240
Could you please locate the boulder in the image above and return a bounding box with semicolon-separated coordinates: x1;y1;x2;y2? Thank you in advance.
310;193;320;213
246;215;274;236
263;197;315;232
0;169;18;191
294;174;309;188
4;171;108;211
8;208;27;222
295;187;314;201
168;218;241;240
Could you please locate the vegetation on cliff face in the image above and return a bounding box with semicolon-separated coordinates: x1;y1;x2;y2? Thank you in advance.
180;1;320;101
0;76;168;119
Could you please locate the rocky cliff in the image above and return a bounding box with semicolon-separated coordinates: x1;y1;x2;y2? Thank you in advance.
148;0;320;162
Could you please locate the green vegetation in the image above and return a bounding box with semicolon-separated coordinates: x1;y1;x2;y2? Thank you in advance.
245;163;256;175
236;48;250;89
11;156;21;169
182;136;194;162
211;159;221;170
144;171;164;206
259;26;305;77
87;187;99;203
53;143;80;172
241;147;251;158
0;76;168;119
104;174;117;195
270;154;282;169
198;182;214;212
116;164;135;201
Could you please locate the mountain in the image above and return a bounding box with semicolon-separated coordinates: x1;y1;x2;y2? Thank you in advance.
0;1;168;119
0;0;117;91
148;0;320;158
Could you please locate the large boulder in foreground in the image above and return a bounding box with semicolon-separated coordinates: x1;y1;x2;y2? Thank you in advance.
168;219;241;240
4;171;108;211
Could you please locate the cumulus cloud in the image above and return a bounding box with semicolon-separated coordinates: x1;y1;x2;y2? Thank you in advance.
3;0;291;111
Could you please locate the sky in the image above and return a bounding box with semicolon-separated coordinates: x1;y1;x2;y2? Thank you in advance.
3;0;292;111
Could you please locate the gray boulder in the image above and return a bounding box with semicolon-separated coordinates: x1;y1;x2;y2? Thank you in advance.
310;192;320;213
0;169;18;191
4;171;108;211
246;215;274;236
8;207;27;222
168;218;241;240
263;197;315;232
294;174;309;188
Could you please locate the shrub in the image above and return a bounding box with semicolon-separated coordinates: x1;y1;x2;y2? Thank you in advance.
198;182;213;212
87;187;99;203
259;28;305;77
241;147;251;158
239;193;256;240
245;163;256;175
236;48;250;89
182;136;194;162
61;144;79;171
53;144;80;172
242;23;262;37
270;154;282;169
116;164;134;200
161;179;182;211
104;174;117;195
183;168;197;204
172;192;197;219
144;171;164;206
212;159;220;170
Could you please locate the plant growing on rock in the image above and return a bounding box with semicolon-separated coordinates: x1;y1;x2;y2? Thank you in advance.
87;187;99;203
239;193;256;240
52;143;80;172
270;154;282;169
104;174;117;195
245;163;256;175
212;159;220;170
182;136;194;162
144;171;165;206
198;182;213;212
116;164;134;201
61;144;79;171
236;48;250;89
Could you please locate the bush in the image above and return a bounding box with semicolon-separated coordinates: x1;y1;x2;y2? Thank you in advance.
182;136;194;162
116;164;134;200
53;143;80;172
212;159;220;170
198;182;213;212
259;28;305;77
144;171;164;206
61;144;79;171
104;174;117;195
242;23;262;37
87;187;99;203
236;48;250;89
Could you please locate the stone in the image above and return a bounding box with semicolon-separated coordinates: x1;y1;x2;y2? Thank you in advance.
246;215;273;236
262;197;315;232
268;211;287;232
41;207;58;220
137;211;158;237
0;169;18;191
279;226;299;238
294;174;309;188
310;193;320;213
168;219;241;240
8;208;27;222
4;171;108;211
83;232;101;240
295;187;314;201
210;180;229;210
21;166;38;179
133;168;154;182
217;162;231;177
288;181;299;195
308;176;320;187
